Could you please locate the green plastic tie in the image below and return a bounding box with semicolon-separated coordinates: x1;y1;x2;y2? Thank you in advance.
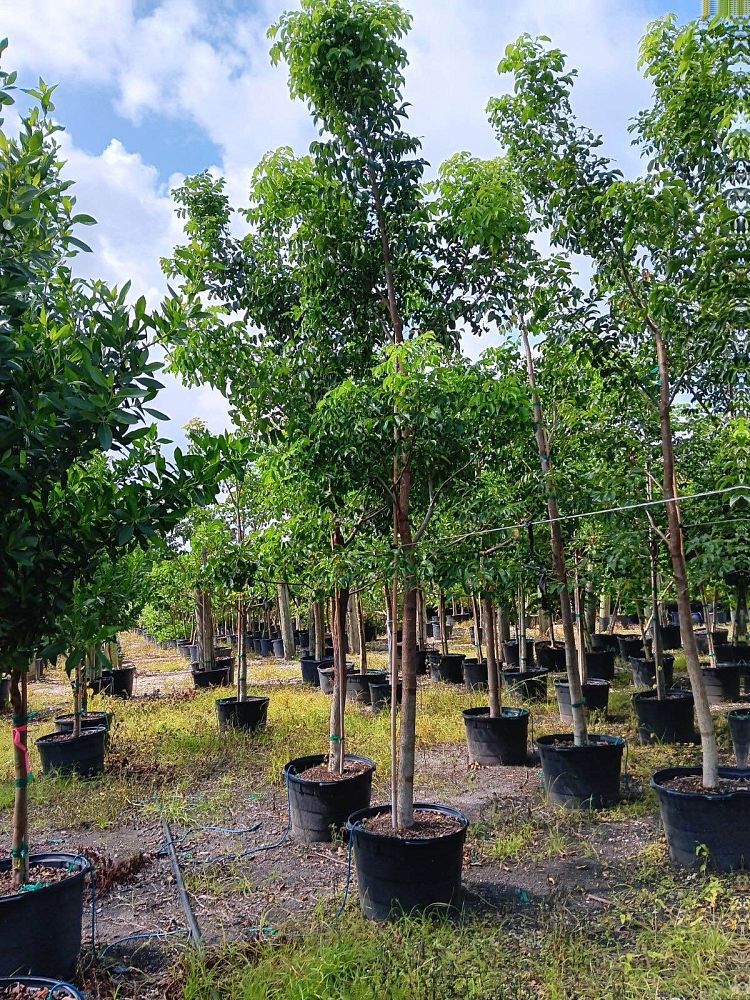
328;734;343;743
570;701;585;709
14;773;34;788
11;842;28;859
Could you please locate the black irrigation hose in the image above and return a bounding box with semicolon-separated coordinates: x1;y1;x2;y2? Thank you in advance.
161;817;203;949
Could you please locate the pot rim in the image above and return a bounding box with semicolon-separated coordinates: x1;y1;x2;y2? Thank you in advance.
536;733;625;751
36;726;107;746
462;706;529;721
727;708;750;721
283;753;376;788
650;765;750;800
0;852;91;904
553;678;609;689
632;688;693;703
215;695;269;707
345;801;468;841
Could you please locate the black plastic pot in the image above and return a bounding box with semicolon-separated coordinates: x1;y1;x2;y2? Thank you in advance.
215;696;269;733
36;727;106;777
651;766;750;870
629;655;675;689
503;668;548;701
0;854;91;979
283;754;375;843
0;676;10;709
297;630;310;649
214;645;231;659
534;643;566;672
252;637;263;655
463;707;529;765
653;624;681;650
347;671;388;705
191;665;230;689
633;690;695;745
430;654;465;684
272;638;285;659
300;656;332;686
502;639;534;667
89;673;114;696
701;664;741;705
554;679;609;724
715;643;750;666
728;709;750;768
462;659;488;691
617;635;645;661
54;712;113;749
260;637;274;657
0;977;83;998
109;665;135;698
590;634;620;654
318;663;355;695
370;680;402;713
537;734;624;809
585;650;615;681
695;630;729;655
346;803;468;920
468;626;483;645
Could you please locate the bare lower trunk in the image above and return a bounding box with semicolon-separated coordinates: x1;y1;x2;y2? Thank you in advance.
471;592;483;662
312;601;325;660
237;595;247;701
356;594;368;674
195;589;215;672
73;660;82;738
654;329;718;787
389;577;399;829
497;607;510;645
649;524;667;700
438;593;448;655
574;571;588;685
522;328;587;744
416;588;427;649
483;596;501;717
277;583;295;661
328;588;349;775
396;461;417;829
517;585;527;672
10;671;29;888
347;594;361;657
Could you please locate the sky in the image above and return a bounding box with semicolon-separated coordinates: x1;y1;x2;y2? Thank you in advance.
1;0;698;448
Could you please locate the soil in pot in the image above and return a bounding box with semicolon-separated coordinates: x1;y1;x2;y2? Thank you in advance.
632;689;696;745
462;659;488;691
283;754;375;843
215;696;269;733
369;680;402;713
36;727;106;778
0;977;84;999
728;709;750;768
554;679;609;725
502;640;534;667
536;734;624;809
651;766;750;871
429;654;465;684
463;707;529;765
629;655;675;689
534;643;566;671
0;854;91;978
345;803;468;920
300;656;332;686
346;672;388;705
701;664;741;705
503;668;548;701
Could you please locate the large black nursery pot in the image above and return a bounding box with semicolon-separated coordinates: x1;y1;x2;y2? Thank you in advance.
369;680;402;713
283;754;375;843
715;643;750;666
536;734;625;809
590;634;620;655
252;636;263;655
54;711;113;749
534;642;567;672
617;635;645;661
318;662;355;695
462;658;488;691
272;638;285;660
633;690;696;745
108;664;135;698
629;654;675;689
347;671;388;705
463;707;529;765
502;639;534;667
651;767;750;871
300;655;332;686
191;663;230;689
0;676;11;709
701;663;741;705
215;696;269;733
503;668;548;701
0;853;91;978
584;650;615;681
554;679;609;724
653;623;681;650
260;637;275;657
694;630;729;655
429;653;465;684
36;727;107;777
0;977;83;998
728;709;750;768
345;803;468;920
398;648;428;676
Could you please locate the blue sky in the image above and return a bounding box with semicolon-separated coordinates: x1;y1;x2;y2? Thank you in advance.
1;0;699;446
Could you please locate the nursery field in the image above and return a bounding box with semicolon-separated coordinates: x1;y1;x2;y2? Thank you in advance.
1;629;743;1000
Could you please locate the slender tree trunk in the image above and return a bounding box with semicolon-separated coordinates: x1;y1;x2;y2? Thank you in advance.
10;670;29;888
654;329;718;787
347;594;360;658
518;584;527;672
471;592;483;662
396;464;418;829
416;588;427;649
497;607;510;645
328;587;349;776
521;328;587;745
648;498;667;700
312;601;325;660
237;595;247;701
483;596;501;718
574;568;588;685
277;583;295;661
438;593;448;655
736;580;748;643
73;659;82;738
388;577;399;830
356;594;368;674
704;587;718;669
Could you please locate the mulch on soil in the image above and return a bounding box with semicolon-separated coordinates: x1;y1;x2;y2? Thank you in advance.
297;760;372;782
0;865;74;898
362;809;464;840
663;774;750;794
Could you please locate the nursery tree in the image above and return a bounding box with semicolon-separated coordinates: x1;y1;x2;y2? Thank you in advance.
487;15;747;784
